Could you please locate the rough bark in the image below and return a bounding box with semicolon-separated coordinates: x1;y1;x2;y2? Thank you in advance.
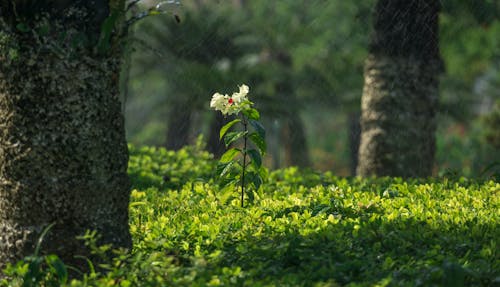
357;0;441;177
0;1;131;271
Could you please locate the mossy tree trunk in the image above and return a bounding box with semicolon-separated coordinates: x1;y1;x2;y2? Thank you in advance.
357;0;442;177
0;0;131;271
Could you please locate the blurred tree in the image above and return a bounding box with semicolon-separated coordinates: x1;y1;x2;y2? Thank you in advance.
0;0;131;271
357;0;442;177
132;3;245;154
484;100;500;149
238;1;315;167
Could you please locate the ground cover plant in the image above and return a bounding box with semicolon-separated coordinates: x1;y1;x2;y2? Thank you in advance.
1;144;498;286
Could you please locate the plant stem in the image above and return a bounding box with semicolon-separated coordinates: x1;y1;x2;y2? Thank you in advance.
241;118;248;208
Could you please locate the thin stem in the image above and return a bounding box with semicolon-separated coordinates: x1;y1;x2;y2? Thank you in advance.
241;118;248;208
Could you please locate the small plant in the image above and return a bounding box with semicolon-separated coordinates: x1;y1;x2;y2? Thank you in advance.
210;84;267;207
0;223;69;287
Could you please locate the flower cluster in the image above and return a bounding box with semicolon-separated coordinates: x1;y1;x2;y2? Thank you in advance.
210;84;251;115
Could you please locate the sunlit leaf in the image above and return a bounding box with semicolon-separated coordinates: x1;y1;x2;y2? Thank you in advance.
219;119;241;140
220;148;240;163
243;108;260;120
217;161;236;178
224;131;246;147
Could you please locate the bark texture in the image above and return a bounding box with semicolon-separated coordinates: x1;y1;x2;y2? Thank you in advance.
0;1;131;271
357;0;441;177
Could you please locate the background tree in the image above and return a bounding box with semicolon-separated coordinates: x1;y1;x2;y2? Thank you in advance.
357;0;442;177
125;0;498;177
0;0;131;270
128;3;244;156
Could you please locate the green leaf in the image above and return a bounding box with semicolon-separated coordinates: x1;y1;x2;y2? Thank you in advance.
251;173;263;191
216;161;236;178
45;255;68;284
16;23;30;33
246;188;255;204
220;148;240;163
243;108;260;120
258;166;268;182
220;119;241;140
249;120;266;139
97;9;121;54
219;177;239;190
249;133;266;154
247;149;262;168
224;131;246;147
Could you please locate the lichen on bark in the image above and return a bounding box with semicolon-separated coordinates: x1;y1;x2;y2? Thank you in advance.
0;2;131;272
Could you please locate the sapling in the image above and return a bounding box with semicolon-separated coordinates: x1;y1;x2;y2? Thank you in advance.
210;84;266;207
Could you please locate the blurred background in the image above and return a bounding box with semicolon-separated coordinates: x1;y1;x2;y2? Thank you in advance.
121;0;499;177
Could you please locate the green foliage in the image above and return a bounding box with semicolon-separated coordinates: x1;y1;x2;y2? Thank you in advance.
436;117;500;179
1;224;68;287
3;147;499;286
216;113;267;207
127;138;215;190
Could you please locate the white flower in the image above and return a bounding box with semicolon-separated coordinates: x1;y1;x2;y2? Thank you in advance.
239;84;249;96
210;92;227;111
231;84;249;104
210;84;252;115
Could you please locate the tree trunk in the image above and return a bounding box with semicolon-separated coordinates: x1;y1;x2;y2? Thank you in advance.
274;51;311;168
282;113;311;167
348;112;361;176
166;103;192;150
0;1;131;271
357;0;441;177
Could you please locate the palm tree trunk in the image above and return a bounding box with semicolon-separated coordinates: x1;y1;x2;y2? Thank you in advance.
0;1;131;271
357;0;442;177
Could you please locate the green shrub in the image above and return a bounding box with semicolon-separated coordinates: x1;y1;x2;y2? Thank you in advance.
127;138;215;190
2;146;499;286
